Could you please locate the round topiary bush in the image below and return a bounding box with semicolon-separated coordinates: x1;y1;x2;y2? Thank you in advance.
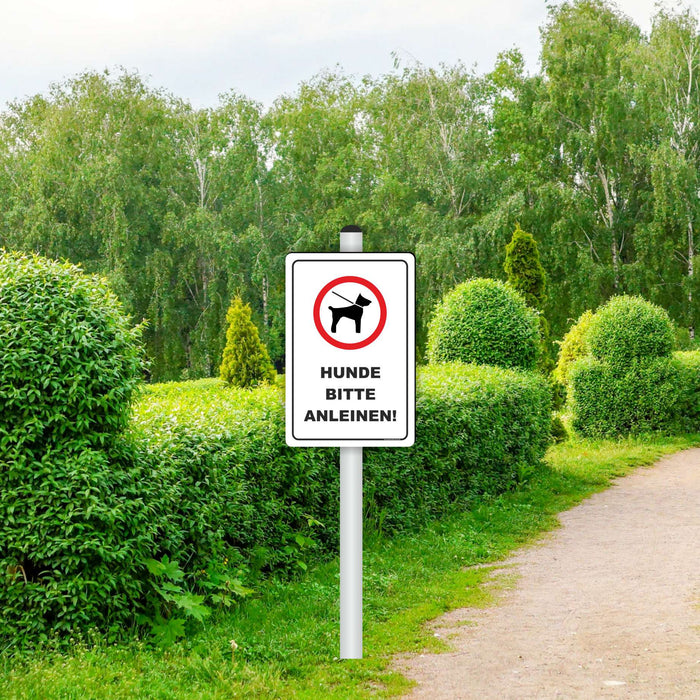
0;251;149;645
0;251;144;450
427;278;540;371
586;295;674;366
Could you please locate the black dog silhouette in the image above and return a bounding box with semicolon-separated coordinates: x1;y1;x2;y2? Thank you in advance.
329;293;372;333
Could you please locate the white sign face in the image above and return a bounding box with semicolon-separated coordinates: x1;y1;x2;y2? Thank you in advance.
286;253;415;447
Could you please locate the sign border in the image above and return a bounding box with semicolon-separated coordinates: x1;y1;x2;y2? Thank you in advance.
287;253;415;447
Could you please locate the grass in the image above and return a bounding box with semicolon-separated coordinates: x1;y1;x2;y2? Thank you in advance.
2;434;698;699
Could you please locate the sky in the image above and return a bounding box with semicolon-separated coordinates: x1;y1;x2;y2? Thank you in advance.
0;0;693;111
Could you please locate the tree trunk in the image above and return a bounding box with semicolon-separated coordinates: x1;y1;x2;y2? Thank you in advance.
595;158;619;289
262;275;269;329
689;219;695;340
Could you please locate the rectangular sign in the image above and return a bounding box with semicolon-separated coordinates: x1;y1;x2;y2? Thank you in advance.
286;253;415;446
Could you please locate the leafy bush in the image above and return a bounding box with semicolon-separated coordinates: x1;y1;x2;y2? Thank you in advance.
2;356;550;647
554;310;594;385
371;364;551;525
0;252;147;646
0;252;144;450
586;295;674;367
569;356;683;438
220;297;276;388
672;351;700;431
427;278;540;371
131;366;551;565
565;297;700;438
1;443;160;644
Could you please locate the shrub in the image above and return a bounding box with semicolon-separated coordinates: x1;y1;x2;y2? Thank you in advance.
0;443;160;644
220;296;276;388
0;251;144;451
586;295;674;367
565;297;697;438
372;363;551;520
2;360;551;647
569;356;683;438
0;251;148;647
554;310;594;385
130;366;551;564
427;278;540;371
672;351;700;431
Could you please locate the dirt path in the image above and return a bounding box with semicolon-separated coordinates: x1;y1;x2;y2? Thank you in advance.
396;449;700;699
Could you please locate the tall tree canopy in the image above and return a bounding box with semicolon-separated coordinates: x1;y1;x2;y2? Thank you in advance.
2;1;700;379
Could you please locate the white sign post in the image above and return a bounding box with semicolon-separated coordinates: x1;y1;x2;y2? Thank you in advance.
286;227;415;659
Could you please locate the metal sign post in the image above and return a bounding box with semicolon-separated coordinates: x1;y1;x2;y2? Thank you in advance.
339;226;363;659
285;226;415;660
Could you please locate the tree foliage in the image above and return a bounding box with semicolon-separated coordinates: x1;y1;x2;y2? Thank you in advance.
1;3;700;378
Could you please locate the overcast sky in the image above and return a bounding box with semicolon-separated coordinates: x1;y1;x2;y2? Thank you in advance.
1;0;694;111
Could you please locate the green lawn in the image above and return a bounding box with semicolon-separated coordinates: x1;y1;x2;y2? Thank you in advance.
2;435;698;699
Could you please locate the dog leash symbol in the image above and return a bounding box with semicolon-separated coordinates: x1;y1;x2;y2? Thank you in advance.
332;290;357;306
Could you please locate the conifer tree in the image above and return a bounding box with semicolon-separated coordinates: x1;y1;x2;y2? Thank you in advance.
220;296;276;388
504;224;556;377
504;223;547;309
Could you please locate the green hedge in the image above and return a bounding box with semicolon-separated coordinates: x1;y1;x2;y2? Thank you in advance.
564;296;700;438
1;366;551;647
131;365;551;564
672;351;700;431
569;350;700;438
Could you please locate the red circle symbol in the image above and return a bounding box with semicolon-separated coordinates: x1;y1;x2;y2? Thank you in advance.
313;276;387;350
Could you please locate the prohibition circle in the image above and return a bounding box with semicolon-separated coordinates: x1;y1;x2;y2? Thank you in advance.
313;275;387;350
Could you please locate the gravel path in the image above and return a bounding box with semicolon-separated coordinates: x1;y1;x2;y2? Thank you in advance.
396;448;700;699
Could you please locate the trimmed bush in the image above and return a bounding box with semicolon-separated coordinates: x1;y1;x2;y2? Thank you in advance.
369;363;551;527
0;252;143;450
554;310;594;386
587;295;674;366
569;356;682;438
672;351;700;431
220;296;276;388
0;251;148;646
2;361;551;648
130;365;551;563
565;296;700;438
427;278;540;371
